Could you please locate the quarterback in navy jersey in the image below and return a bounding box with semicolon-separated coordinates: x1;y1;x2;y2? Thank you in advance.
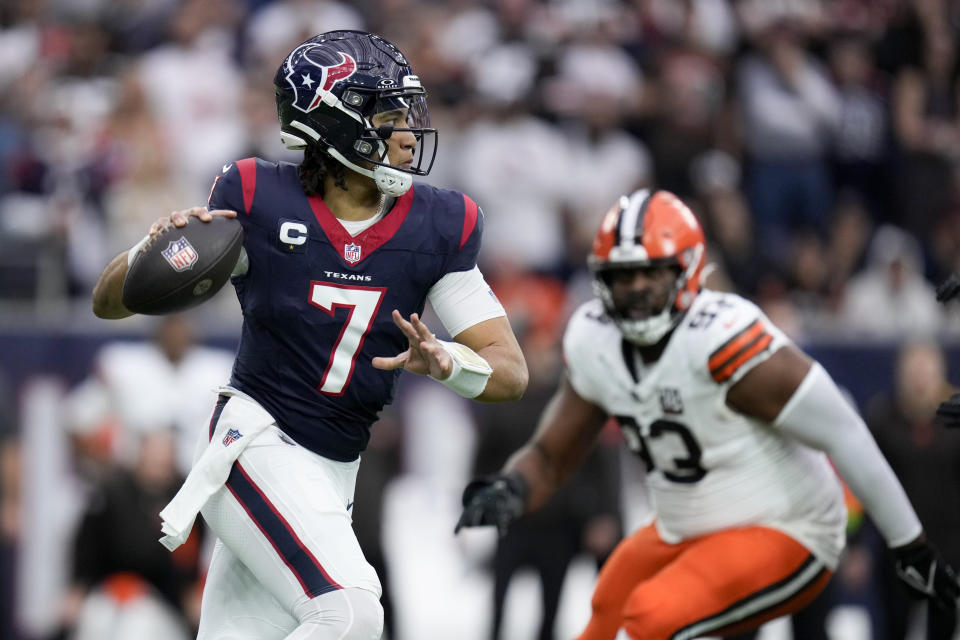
93;30;527;640
209;158;493;462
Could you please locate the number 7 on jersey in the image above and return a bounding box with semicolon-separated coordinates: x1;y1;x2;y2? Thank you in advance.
309;281;386;395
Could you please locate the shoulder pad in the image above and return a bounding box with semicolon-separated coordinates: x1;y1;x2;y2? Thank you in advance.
683;292;787;385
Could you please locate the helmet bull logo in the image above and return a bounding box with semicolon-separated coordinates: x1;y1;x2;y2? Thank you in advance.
283;46;357;114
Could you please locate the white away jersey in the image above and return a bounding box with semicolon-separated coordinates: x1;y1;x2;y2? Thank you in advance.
564;290;847;568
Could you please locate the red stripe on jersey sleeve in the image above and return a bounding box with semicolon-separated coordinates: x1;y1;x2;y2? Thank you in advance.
236;158;257;215
460;195;479;250
206;175;221;207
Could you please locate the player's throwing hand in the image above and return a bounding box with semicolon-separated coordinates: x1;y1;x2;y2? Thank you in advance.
148;207;237;235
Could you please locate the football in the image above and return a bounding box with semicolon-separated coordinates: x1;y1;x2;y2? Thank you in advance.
122;216;244;315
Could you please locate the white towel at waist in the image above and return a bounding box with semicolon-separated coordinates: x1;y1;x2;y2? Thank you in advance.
159;385;275;551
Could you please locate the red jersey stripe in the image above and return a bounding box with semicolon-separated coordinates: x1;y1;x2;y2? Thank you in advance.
460;195;479;250
236;158;257;214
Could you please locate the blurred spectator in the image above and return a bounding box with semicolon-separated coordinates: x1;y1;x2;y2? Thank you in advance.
737;19;841;266
62;314;234;476
735;0;828;42
469;330;621;640
99;67;190;253
827;31;894;222
890;12;960;274
549;37;651;273
351;406;402;640
783;231;833;331
690;149;767;297
454;74;570;276
136;0;246;198
244;0;364;71
838;224;942;337
0;371;19;640
469;270;621;640
640;42;727;199
60;428;203;640
824;191;873;301
865;340;960;639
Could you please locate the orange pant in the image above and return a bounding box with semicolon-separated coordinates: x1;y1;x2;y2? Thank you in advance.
576;523;833;640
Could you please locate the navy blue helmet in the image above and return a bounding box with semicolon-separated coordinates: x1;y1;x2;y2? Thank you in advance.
274;30;437;196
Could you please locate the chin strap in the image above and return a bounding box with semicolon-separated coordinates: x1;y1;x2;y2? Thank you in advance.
325;147;412;197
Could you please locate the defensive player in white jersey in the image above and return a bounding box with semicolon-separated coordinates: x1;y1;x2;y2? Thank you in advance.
456;189;960;639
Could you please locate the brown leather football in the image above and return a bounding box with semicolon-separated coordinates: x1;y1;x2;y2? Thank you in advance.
122;216;243;315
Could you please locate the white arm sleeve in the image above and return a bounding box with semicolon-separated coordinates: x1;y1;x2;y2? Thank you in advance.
773;362;922;548
427;266;506;337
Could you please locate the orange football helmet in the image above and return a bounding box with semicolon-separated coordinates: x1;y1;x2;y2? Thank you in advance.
588;189;706;345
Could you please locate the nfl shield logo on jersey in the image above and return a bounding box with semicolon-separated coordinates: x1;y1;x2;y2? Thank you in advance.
222;428;243;446
161;237;198;271
344;243;362;263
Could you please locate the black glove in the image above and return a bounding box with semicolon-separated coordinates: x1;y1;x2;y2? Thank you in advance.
894;538;960;611
936;393;960;428
936;273;960;303
454;473;528;537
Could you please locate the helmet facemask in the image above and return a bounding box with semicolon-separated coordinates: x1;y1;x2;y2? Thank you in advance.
587;188;706;346
592;253;699;346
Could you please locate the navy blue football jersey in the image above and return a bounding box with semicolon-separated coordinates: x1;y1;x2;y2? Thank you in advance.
207;158;484;461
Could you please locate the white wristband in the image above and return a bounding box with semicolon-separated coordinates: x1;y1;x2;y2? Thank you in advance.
127;233;151;267
432;340;493;398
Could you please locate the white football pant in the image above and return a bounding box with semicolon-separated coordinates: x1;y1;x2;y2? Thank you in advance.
196;395;382;639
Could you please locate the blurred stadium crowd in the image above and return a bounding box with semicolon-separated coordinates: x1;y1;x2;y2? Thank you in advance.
3;0;960;337
2;0;960;638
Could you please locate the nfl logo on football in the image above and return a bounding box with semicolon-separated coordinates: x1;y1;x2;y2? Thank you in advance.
161;237;199;271
222;428;243;446
344;242;362;264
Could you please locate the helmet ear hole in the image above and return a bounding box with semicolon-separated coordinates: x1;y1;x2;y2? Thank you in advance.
342;90;367;109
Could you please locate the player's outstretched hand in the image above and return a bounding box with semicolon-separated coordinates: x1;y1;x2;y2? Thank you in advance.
372;311;453;378
455;474;527;537
936;393;960;428
893;537;960;611
148;207;237;236
936;272;960;303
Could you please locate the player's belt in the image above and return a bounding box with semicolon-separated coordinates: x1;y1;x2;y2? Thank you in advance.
159;385;275;551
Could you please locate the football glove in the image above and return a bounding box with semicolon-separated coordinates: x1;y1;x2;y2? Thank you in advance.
936;273;960;303
454;473;528;537
894;539;960;611
936;393;960;429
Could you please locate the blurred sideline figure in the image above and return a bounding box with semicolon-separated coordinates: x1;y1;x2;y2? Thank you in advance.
839;225;942;338
91;30;527;640
866;340;960;638
469;279;622;640
62;314;235;476
457;189;960;639
0;372;19;640
61;429;204;640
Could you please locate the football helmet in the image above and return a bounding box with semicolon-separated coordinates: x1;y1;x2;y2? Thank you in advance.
274;30;437;196
588;189;706;345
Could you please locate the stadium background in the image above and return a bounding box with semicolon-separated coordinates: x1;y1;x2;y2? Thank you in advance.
2;0;960;638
